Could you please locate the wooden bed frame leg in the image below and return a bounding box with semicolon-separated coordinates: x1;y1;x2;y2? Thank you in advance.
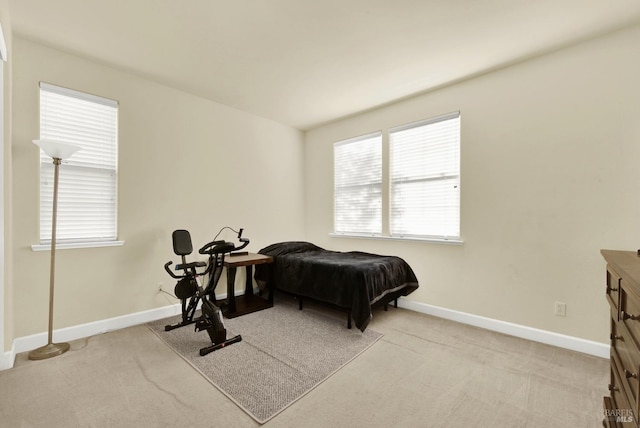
347;312;352;329
298;296;303;310
394;298;398;308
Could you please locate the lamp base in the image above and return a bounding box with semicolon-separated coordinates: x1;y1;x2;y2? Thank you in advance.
28;342;70;360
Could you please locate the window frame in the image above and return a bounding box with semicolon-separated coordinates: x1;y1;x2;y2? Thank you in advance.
388;111;461;240
32;82;123;251
333;131;383;237
331;112;463;245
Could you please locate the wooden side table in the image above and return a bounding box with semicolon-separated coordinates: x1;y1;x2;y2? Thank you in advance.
221;252;273;318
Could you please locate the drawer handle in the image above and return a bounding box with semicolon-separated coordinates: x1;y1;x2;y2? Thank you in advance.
607;285;619;293
625;369;638;380
622;311;639;321
609;384;620;392
610;333;623;341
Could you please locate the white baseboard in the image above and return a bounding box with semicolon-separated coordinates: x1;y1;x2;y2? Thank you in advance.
2;294;609;371
1;342;16;371
1;303;182;371
397;299;610;359
1;288;253;371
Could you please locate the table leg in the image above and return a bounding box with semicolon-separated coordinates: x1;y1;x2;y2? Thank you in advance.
244;265;254;297
226;266;237;314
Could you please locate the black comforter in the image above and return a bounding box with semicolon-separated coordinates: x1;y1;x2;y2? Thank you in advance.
254;241;419;332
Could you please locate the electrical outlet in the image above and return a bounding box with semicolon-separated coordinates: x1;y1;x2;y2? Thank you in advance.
554;302;566;317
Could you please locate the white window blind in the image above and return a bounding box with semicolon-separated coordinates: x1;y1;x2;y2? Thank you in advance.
39;82;119;244
334;132;382;235
389;112;460;239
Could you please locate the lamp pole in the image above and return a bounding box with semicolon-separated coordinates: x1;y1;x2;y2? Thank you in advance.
29;140;80;360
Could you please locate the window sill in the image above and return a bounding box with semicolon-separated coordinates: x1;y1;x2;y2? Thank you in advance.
31;240;125;251
329;233;463;245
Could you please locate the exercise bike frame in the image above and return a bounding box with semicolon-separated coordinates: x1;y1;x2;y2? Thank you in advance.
163;230;249;330
163;229;249;355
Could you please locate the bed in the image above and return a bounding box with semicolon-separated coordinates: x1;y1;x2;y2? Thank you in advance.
254;241;419;332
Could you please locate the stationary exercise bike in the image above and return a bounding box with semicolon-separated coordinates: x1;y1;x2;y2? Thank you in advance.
163;229;248;356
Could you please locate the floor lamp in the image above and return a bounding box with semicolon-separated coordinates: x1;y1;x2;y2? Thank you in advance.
29;139;81;360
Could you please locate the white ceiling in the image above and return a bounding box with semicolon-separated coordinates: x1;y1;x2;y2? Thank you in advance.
8;0;640;130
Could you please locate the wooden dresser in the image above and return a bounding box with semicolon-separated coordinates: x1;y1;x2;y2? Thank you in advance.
602;250;640;427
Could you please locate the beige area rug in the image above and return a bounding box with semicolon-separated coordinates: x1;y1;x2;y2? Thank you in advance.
147;298;382;424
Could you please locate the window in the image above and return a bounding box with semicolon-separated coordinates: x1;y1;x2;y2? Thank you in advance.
38;82;119;245
389;112;460;239
332;112;461;242
334;132;382;235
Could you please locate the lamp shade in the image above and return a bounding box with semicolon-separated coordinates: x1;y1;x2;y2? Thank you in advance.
33;139;81;160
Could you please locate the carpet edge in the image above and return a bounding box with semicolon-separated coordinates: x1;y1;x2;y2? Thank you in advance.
145;309;384;425
145;324;266;424
259;331;383;424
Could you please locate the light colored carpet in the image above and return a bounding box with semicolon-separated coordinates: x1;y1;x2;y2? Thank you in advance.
1;298;609;427
146;298;382;424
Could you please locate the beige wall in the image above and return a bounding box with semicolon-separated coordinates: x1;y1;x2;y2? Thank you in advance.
10;37;305;340
305;25;640;343
4;18;639;351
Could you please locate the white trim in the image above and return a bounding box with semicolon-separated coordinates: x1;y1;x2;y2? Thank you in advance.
0;23;7;62
39;81;118;107
32;240;125;251
9;304;182;362
0;342;15;371
0;29;5;371
1;303;180;370
1;288;252;370
397;299;609;359
333;130;382;148
329;232;463;245
2;292;608;371
388;110;460;133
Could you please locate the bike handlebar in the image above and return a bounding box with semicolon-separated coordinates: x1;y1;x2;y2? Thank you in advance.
235;238;250;251
165;228;250;280
164;259;210;279
198;228;250;255
198;240;234;255
164;261;179;278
